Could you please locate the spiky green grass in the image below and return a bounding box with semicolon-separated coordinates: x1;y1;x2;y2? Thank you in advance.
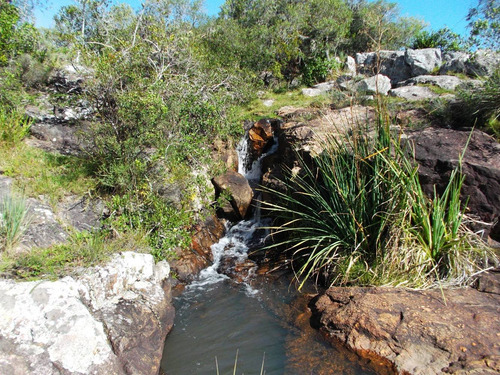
262;108;497;289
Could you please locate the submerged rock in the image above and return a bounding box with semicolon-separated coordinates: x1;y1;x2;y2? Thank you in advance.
311;277;500;375
0;252;174;375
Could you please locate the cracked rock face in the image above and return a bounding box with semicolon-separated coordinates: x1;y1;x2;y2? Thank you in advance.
311;278;500;375
0;252;174;375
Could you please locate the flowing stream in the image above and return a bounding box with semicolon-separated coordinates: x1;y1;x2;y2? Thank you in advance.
161;134;381;374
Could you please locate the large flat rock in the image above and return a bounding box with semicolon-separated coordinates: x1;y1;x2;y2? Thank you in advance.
0;252;174;375
311;276;500;374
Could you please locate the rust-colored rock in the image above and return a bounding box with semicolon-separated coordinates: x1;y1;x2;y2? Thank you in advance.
249;119;274;157
170;215;225;282
212;170;253;220
311;277;500;375
191;214;225;259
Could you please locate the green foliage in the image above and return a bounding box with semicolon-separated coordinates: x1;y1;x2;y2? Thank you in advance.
4;230;149;279
0;143;95;207
449;68;500;133
0;2;41;65
263;106;496;289
0;107;31;144
346;0;424;53
412;27;467;52
467;0;499;50
106;191;192;261
0;195;30;252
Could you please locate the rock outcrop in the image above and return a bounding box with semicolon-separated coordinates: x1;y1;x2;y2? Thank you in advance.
389;86;440;101
311;274;500;375
0;252;174;375
355;74;392;95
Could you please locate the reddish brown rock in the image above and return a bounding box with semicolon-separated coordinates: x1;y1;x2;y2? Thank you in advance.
311;278;500;375
212;170;253;220
408;127;500;225
249;119;274;158
170;215;225;282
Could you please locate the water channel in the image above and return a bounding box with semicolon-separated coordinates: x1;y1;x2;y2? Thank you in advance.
161;133;383;374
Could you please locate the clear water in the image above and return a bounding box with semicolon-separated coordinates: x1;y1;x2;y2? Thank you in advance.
160;134;385;375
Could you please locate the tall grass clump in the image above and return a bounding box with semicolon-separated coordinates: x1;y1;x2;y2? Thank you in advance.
263;108;497;289
0;195;30;252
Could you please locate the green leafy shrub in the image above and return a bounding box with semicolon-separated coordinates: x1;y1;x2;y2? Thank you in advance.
263;108;496;289
5;230;149;279
412;27;466;52
442;69;500;135
0;107;31;144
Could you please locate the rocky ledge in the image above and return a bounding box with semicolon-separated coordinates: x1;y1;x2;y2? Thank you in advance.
310;270;500;375
0;252;174;375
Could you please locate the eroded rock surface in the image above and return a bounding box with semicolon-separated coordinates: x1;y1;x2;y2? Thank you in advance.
311;277;500;375
0;252;174;375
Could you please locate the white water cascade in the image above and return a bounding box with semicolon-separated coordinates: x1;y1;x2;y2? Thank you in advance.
186;133;279;292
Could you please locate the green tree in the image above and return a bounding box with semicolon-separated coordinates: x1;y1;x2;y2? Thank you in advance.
467;0;500;50
346;0;423;53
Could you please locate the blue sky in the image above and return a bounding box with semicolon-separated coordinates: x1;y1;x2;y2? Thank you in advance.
34;0;476;37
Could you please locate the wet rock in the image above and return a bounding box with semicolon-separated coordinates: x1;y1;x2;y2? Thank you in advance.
355;74;392;96
212;171;254;220
248;119;274;158
311;284;500;375
408;127;500;225
191;214;225;260
400;75;464;91
169;250;210;282
405;48;442;76
389;86;440;101
218;257;257;281
0;252;174;375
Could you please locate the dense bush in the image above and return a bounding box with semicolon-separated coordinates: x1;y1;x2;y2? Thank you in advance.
412;27;467;52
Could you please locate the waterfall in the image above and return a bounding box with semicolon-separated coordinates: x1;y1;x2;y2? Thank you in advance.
186;132;277;292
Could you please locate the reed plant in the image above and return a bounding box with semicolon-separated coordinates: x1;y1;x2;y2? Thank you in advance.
0;194;30;252
263;106;497;289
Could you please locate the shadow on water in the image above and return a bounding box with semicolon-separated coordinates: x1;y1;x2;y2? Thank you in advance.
161;274;388;375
